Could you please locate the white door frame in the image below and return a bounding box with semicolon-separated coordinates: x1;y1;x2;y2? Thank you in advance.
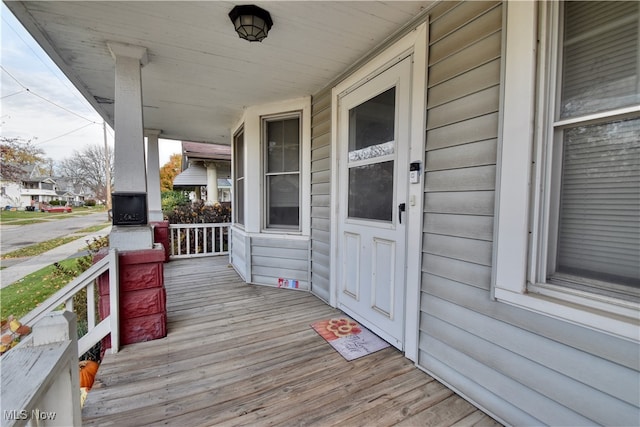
337;56;412;350
329;22;428;362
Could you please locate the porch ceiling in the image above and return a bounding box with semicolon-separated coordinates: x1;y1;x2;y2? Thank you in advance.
7;1;433;145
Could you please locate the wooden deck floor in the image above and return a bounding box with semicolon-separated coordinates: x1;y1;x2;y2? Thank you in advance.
82;257;500;427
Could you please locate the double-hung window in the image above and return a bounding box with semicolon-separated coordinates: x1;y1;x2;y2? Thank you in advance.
263;113;301;230
495;1;639;339
538;1;640;298
233;127;245;226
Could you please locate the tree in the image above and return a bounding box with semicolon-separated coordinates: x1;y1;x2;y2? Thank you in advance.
0;136;45;181
58;144;113;204
160;153;182;192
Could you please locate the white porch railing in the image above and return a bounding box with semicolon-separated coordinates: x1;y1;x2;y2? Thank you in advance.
169;223;230;259
1;312;82;427
20;248;120;356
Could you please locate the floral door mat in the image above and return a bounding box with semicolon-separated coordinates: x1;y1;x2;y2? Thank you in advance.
311;317;390;361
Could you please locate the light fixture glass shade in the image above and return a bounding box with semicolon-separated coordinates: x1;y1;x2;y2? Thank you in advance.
228;5;273;42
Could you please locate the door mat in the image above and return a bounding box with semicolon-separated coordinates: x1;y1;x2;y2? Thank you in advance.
311;317;390;361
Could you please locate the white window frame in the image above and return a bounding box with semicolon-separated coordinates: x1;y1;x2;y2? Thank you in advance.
493;1;639;342
231;97;311;237
233;126;245;227
262;112;302;231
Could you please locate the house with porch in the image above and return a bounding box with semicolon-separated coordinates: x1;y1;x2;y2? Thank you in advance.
173;141;232;204
4;1;638;425
0;164;66;208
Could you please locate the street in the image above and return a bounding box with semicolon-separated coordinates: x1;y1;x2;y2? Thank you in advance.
0;211;109;255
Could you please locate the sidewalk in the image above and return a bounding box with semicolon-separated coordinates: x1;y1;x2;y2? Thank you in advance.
0;226;112;289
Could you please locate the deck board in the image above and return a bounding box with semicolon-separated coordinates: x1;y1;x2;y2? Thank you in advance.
82;257;499;426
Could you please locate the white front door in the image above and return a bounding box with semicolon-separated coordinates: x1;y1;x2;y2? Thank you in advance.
337;57;411;350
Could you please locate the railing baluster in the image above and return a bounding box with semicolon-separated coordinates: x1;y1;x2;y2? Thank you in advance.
87;281;96;330
203;226;207;254
65;298;73;312
168;223;230;259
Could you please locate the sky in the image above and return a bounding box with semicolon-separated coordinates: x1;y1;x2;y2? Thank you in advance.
0;3;182;166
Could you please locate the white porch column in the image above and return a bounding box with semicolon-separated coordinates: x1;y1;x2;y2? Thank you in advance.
107;41;153;250
205;162;219;205
145;129;164;222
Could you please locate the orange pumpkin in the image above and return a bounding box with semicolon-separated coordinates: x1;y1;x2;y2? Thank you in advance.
79;360;99;389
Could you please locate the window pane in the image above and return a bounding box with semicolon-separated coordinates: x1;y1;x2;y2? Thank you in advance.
557;118;640;287
236;178;244;225
267;121;283;172
267;174;299;227
267;118;299;173
283;118;300;171
348;161;394;221
348;88;395;159
560;1;639;118
234;130;244;178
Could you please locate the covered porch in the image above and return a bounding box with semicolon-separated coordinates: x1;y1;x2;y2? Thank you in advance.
82;256;500;426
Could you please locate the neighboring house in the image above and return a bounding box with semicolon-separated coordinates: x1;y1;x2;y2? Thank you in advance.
20;176;58;206
0;165;89;208
0;165;44;208
55;177;87;206
172;141;232;203
6;1;638;425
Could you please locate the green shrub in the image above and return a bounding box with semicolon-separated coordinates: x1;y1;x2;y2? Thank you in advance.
85;199;96;207
161;190;190;214
50;200;61;206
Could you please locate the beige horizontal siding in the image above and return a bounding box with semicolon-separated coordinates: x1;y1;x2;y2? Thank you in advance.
250;237;309;290
420;2;639;425
309;88;332;301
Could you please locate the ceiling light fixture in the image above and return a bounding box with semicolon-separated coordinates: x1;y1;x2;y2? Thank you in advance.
228;5;273;42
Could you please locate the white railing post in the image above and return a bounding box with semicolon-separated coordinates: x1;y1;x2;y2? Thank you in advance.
30;311;78;347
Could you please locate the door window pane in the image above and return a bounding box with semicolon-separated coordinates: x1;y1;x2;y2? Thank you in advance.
348;88;395;161
348;161;394;221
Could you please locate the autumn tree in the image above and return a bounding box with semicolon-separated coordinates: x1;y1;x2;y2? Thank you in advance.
58;144;113;203
0;136;46;181
160;153;182;192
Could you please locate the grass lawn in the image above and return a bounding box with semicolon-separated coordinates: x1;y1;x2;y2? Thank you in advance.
0;206;107;225
0;258;79;321
1;223;110;259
